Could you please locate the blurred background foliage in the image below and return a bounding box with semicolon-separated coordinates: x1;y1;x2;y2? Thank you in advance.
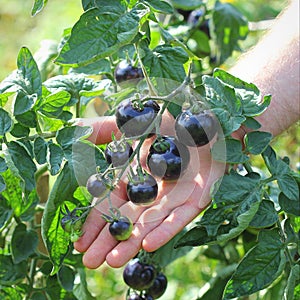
0;0;298;299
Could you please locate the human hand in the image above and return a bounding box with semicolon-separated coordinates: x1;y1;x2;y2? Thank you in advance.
74;114;226;269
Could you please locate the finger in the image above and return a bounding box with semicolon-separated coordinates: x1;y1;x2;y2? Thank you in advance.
74;180;127;253
81;201;146;269
76;115;120;145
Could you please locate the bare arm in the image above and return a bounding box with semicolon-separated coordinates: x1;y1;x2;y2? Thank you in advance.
230;0;300;136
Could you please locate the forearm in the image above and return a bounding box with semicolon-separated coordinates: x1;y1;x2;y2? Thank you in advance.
230;0;299;137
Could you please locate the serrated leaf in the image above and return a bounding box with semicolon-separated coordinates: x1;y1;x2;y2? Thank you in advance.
38;91;71;118
11;223;39;264
17;47;42;97
249;199;278;228
212;2;248;64
143;0;174;14
223;229;286;299
213;68;270;117
0;255;27;285
0;108;13;137
262;146;290;176
141;44;189;82
31;0;48;16
41;163;79;274
55;4;150;67
174;226;217;248
43;74;110;105
279;192;300;216
47;142;64;176
212;138;249;163
244;131;272;155
34;137;47;164
212;171;261;206
277;174;299;201
56;126;93;150
7;141;37;192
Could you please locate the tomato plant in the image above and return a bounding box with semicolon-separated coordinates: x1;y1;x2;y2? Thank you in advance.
0;0;299;300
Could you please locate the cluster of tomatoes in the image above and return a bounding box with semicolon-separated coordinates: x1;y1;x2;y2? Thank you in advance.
123;258;168;300
60;60;218;298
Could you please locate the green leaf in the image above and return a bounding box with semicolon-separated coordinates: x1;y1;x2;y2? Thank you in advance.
17;47;42;97
171;0;203;10
66;140;108;186
31;0;48;16
243;117;261;130
244;131;272;155
43;74;110;104
56;126;93;150
10;123;30;138
277;174;299;201
262;146;290;176
212;2;248;64
0;255;27;285
213;69;270;117
1;169;38;217
279;192;300;216
0;286;23;300
0;175;5;193
70;58;111;76
0;92;15;106
15;111;37;128
7;141;37;192
142;0;174;14
141;44;189;82
211;171;261;206
94;0;128;12
0;196;13;229
55;4;150;67
174;226;217;248
47;142;64;176
0;108;13;137
249;199;278;228
41;163;79;274
223;229;286;299
0;156;8;172
38;91;71;118
284;264;300;300
73;268;97;300
11;223;39;264
34;137;48;164
212;138;249;163
57;265;75;291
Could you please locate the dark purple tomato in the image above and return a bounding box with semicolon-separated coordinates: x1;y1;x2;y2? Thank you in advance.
175;109;217;147
147;136;190;181
115;98;160;138
123;258;157;291
146;273;168;299
105;140;133;167
109;216;133;241
115;60;143;84
86;174;107;197
126;171;158;206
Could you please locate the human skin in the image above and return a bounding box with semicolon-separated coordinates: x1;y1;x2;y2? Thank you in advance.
74;0;299;269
